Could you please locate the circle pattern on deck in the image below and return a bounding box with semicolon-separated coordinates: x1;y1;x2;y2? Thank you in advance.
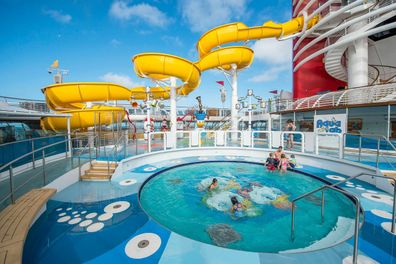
120;179;137;186
371;209;392;219
326;175;346;181
361;193;393;206
125;233;161;259
79;220;93;227
104;201;130;214
85;213;98;219
381;222;396;235
87;222;105;233
342;255;379;264
68;218;82;225
98;213;113;221
57;216;71;223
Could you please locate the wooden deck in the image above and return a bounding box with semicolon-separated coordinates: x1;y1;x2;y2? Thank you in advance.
0;188;56;264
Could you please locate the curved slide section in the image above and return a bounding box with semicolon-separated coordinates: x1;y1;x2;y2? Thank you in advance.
41;82;129;131
132;15;318;93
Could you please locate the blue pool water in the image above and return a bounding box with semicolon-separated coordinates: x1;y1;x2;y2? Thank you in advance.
140;162;357;253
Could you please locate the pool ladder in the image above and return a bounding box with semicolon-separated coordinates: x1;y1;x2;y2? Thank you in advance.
290;172;396;264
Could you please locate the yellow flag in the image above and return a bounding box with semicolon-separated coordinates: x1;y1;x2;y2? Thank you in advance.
50;60;59;68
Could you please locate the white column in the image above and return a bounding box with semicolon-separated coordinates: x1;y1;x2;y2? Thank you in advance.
145;86;151;141
230;64;238;131
67;116;72;157
347;20;368;88
170;77;177;148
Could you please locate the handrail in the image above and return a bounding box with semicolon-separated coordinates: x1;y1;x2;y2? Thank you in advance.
0;134;67;148
76;135;98;178
0;138;72;205
280;131;305;153
291;172;396;236
0;138;70;172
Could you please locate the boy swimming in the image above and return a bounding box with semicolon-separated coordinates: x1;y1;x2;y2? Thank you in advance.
230;196;245;218
208;178;218;190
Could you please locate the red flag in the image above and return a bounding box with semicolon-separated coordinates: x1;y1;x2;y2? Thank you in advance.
269;90;278;94
216;81;224;86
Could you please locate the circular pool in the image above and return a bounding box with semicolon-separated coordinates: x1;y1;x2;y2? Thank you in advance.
139;161;357;253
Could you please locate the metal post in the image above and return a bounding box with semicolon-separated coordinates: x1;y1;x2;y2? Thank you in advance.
123;135;127;158
376;137;380;169
65;135;68;158
135;136;138;155
358;135;362;162
89;144;92;167
321;191;325;223
352;202;360;264
42;149;46;185
387;104;391;140
9;166;14;204
248;95;252;131
31;140;35;169
78;156;81;179
67;116;72;157
391;182;396;233
291;202;295;240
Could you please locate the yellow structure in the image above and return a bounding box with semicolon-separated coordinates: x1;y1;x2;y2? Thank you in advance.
42;15;318;131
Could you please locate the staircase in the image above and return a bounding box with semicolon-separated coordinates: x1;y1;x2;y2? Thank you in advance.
80;162;117;181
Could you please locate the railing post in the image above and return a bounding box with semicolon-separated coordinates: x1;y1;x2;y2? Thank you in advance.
391;181;396;233
148;133;152;153
124;136;127;158
31;140;36;169
376;137;380;169
358;135;362;162
352;202;360;264
78;156;81;179
65;135;68;158
9;166;14;204
321;191;325;223
88;144;92;167
291;202;295;241
42;149;46;185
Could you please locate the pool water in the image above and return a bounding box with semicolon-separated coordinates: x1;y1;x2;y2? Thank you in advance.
140;162;357;253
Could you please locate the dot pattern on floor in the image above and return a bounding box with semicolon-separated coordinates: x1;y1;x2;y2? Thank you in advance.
125;233;162;259
371;209;392;219
326;175;346;181
361;193;394;206
119;179;137;186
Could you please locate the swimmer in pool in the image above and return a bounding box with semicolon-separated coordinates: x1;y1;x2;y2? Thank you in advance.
230;196;245;217
208;178;218;190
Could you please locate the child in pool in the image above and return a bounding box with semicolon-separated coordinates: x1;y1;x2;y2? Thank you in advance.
208;178;218;190
289;154;297;169
265;153;276;171
230;196;245;217
278;154;289;172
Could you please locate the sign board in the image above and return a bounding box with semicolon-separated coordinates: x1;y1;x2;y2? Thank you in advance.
314;114;347;134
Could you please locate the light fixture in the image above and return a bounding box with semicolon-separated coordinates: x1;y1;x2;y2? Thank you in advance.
260;101;266;108
235;103;241;110
242;101;248;108
248;89;253;96
252;104;257;110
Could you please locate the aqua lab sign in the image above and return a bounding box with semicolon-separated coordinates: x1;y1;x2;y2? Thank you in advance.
314;114;346;133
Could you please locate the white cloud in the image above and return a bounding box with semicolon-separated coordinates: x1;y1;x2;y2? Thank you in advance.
161;35;183;47
109;1;169;28
43;9;72;24
179;0;248;33
251;38;292;65
249;65;290;83
100;72;141;88
110;39;122;46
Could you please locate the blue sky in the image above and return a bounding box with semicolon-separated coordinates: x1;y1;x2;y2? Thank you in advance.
0;0;293;107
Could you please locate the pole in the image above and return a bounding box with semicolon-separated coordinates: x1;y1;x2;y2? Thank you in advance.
67;116;72;157
146;86;151;150
391;182;396;233
248;94;252;131
376;137;380;169
170;77;177;148
387;104;391;140
31;140;35;169
352;202;360;264
230;64;238;131
9;166;14;204
42;149;46;185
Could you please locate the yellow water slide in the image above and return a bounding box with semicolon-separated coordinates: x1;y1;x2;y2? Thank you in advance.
41;83;130;131
131;15;318;98
42;15;318;131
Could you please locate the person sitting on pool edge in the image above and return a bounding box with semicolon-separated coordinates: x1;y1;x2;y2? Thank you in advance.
289;154;297;169
265;152;276;171
278;154;289;172
274;146;284;167
230;196;245;218
208;178;218;190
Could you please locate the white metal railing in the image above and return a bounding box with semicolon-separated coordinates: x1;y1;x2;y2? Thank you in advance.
280;131;305;153
252;131;272;148
148;132;167;152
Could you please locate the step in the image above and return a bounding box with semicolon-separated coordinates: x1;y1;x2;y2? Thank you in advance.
86;167;116;173
80;174;111;181
85;170;115;175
